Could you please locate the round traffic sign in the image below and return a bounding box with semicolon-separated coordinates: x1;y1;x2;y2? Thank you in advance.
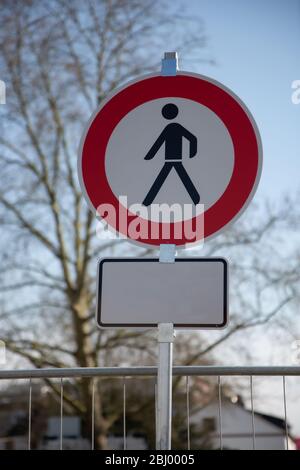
78;72;262;247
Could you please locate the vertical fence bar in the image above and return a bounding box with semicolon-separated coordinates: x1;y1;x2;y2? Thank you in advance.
28;378;32;450
217;376;223;450
186;376;191;450
123;378;127;450
282;376;289;450
155;381;158;444
250;376;256;450
91;378;95;450
60;378;63;450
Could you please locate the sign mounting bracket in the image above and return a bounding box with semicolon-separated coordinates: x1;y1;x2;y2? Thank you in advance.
159;244;176;263
161;51;178;76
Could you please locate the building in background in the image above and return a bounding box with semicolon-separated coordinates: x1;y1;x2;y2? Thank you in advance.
191;397;296;450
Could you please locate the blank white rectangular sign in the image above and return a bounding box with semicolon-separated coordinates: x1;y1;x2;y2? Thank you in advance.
97;258;228;329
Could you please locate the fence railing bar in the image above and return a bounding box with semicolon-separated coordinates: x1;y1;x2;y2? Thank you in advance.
218;375;223;450
250;376;256;450
0;367;298;451
60;378;63;451
28;378;32;450
186;375;190;450
91;378;95;450
282;376;289;450
0;366;300;380
123;378;127;451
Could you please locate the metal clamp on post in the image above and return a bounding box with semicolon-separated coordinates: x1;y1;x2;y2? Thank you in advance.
161;52;178;76
159;244;176;263
158;323;176;343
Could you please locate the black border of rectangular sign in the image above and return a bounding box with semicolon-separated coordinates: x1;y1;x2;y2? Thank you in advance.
96;258;228;329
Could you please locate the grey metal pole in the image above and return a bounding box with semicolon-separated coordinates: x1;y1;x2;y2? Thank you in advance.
156;323;175;450
156;54;178;450
156;243;176;450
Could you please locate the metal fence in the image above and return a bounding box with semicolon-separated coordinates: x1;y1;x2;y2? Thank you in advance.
0;366;299;450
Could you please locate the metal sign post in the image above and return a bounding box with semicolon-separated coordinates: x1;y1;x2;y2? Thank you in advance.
157;56;178;447
156;55;177;450
156;244;176;450
156;322;175;450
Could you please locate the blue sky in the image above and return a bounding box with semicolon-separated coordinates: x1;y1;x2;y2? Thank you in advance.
177;0;300;203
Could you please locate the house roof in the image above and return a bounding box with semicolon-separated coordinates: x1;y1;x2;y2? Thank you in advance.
194;396;293;438
223;396;291;433
254;411;290;432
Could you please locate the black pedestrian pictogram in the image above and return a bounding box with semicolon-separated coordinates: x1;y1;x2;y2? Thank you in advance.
143;103;200;206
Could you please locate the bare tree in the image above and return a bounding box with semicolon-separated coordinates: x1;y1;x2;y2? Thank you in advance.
0;0;210;448
0;0;299;449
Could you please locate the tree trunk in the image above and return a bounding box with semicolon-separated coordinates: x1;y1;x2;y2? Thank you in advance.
70;293;110;449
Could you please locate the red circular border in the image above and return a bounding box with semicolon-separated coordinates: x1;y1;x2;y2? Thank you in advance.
81;74;260;246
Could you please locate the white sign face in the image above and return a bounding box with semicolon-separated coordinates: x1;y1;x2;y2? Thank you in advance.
97;258;228;328
106;98;234;223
